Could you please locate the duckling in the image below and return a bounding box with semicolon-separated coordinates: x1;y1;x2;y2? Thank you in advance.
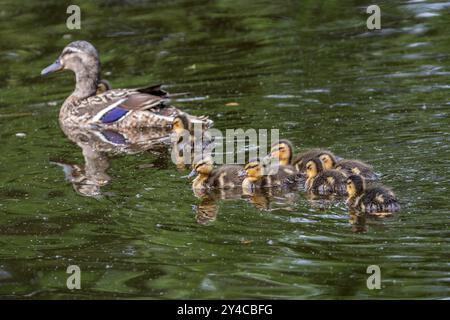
319;153;377;180
188;157;244;190
268;140;335;176
241;158;298;191
96;79;111;95
171;114;213;168
293;148;336;174
305;158;347;196
346;175;400;216
171;114;193;169
268;139;294;166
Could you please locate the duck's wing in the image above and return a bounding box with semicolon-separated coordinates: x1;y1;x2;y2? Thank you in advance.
136;84;169;98
78;89;178;124
80;87;212;127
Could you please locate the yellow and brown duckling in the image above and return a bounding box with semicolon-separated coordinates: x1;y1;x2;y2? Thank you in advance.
346;175;400;216
189;157;244;191
268;140;334;176
293;148;336;174
241;158;298;192
95;79;111;95
319;153;377;181
171;114;213;169
305;158;347;196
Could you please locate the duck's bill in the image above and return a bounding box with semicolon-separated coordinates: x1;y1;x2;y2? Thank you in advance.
41;59;63;76
187;169;198;179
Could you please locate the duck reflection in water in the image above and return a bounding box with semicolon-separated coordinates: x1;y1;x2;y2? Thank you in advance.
52;123;172;198
193;187;298;224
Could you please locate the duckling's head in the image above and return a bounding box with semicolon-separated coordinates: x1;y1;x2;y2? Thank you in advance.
96;79;111;95
319;152;337;170
305;158;323;179
243;158;263;182
172;114;190;135
346;175;366;197
189;157;214;178
41;41;100;77
269;139;293;166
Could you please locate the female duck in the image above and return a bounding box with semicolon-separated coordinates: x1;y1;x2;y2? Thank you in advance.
241;158;298;191
305;158;347;196
188;157;244;190
346;175;400;215
318;153;377;180
41;40;211;129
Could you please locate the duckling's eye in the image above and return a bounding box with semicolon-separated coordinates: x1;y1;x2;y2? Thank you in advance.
195;163;204;169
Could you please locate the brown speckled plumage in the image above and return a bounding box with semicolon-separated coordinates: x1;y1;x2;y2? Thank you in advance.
42;41;212;130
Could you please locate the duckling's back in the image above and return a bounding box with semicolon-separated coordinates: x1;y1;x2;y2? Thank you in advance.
208;165;244;189
261;165;298;187
335;159;377;180
310;169;347;196
357;186;400;214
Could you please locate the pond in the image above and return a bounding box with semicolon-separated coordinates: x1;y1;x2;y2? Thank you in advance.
0;0;449;299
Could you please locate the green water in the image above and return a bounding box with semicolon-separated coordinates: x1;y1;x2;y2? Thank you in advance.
0;0;449;299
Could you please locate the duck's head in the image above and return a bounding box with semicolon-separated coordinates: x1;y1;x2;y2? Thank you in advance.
172;114;190;135
319;152;337;170
269;139;293;166
188;157;214;178
346;175;365;197
41;41;100;77
305;158;323;179
241;158;263;182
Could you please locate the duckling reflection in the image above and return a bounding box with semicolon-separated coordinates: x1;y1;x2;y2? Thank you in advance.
193;187;298;224
194;188;243;224
242;188;299;212
348;210;368;233
305;192;344;211
195;195;218;225
54;124;172;197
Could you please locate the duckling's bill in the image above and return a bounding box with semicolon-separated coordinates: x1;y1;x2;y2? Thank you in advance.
187;169;198;179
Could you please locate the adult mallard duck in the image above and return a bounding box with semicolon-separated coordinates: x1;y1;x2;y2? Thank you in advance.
346;175;400;216
41;40;212;129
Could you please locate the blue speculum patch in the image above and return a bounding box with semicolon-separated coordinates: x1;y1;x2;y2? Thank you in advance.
101;130;127;144
100;106;129;123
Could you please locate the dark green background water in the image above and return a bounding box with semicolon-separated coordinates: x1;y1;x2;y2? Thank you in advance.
0;0;449;299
